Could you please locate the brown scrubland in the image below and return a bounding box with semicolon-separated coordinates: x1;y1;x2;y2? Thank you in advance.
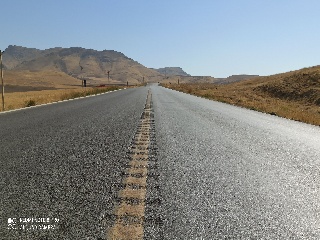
2;87;121;111
0;70;124;111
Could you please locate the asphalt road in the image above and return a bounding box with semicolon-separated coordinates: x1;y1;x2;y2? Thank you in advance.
147;85;320;239
1;84;320;239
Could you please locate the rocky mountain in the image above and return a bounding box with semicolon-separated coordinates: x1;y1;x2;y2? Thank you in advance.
3;45;163;84
153;67;190;76
3;45;62;69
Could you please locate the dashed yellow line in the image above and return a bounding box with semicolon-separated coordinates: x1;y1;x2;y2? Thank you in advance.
107;90;153;240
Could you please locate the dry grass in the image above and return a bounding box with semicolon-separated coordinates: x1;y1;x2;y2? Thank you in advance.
0;69;145;112
1;86;121;112
162;66;320;126
4;70;82;89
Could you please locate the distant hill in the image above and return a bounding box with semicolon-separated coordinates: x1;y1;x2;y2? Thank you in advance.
153;67;190;76
214;74;259;84
3;45;163;84
162;74;262;85
162;75;215;84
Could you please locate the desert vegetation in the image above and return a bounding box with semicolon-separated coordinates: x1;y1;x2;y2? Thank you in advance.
162;66;320;126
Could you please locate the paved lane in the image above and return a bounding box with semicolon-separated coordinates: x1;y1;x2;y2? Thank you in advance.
0;88;149;239
149;85;320;239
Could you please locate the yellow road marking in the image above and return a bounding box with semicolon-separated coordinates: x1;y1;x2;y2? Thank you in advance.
108;90;153;240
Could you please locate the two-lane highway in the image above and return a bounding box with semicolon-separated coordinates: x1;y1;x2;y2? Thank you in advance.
1;84;320;239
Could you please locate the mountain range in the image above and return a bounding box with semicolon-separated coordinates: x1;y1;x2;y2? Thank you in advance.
2;45;260;86
2;45;165;84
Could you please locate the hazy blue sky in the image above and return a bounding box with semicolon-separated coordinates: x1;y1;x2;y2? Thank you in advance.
1;0;320;77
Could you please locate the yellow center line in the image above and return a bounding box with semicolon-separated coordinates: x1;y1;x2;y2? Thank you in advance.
107;90;153;240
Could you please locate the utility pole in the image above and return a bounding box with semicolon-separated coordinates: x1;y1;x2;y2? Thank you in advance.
107;70;110;83
0;50;4;111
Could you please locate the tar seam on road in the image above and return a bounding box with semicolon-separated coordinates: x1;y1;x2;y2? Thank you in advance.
107;89;153;240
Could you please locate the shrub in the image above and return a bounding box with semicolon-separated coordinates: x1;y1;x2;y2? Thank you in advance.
25;99;36;107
